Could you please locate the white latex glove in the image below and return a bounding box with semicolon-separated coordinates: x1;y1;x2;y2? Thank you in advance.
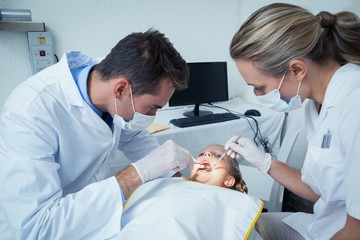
132;140;193;183
225;136;272;174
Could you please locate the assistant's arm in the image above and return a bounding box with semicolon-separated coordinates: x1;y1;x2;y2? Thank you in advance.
268;159;319;202
331;214;360;239
225;137;319;202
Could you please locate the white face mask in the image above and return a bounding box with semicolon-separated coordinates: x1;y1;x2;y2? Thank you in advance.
256;74;302;112
113;85;155;131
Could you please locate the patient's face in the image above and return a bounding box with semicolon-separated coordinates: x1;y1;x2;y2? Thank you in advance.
191;145;233;188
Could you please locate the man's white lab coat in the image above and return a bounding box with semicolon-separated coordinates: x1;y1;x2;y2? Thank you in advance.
0;51;159;239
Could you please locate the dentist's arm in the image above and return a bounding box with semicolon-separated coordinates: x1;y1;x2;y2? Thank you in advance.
116;165;142;199
116;140;193;198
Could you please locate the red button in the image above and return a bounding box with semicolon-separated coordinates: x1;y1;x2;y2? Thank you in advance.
39;51;46;56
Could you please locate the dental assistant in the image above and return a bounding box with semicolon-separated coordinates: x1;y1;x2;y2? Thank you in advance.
0;29;192;239
227;3;360;240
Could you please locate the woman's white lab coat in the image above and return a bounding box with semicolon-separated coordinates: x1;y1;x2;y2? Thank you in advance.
283;63;360;239
0;51;159;239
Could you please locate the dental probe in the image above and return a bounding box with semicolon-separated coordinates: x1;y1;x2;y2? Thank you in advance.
212;136;241;170
211;151;227;170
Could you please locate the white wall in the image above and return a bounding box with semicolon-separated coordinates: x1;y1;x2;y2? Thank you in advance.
0;0;359;109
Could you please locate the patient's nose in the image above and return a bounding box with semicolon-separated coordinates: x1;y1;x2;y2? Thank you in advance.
204;152;212;158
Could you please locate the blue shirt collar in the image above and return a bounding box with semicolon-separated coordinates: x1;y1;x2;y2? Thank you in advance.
71;64;102;117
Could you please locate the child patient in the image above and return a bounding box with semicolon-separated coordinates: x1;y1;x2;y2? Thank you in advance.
120;144;261;239
189;144;248;194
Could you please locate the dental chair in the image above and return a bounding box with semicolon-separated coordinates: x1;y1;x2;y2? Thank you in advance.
268;104;313;212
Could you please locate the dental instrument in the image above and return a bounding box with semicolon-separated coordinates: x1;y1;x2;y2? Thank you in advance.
211;136;241;170
193;156;206;169
211;151;227;170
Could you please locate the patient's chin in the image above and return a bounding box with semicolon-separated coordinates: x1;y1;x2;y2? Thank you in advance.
191;173;211;184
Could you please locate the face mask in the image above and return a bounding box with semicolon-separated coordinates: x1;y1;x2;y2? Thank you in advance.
256;74;302;112
113;85;155;131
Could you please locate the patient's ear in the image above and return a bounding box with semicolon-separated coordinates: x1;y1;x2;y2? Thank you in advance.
224;176;235;188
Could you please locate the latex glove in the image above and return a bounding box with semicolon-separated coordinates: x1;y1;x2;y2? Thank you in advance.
132;140;193;183
225;136;272;174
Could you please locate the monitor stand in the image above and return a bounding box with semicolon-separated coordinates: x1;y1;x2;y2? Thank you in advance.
183;103;213;117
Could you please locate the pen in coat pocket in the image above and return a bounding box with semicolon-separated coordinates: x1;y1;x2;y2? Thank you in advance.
321;130;332;149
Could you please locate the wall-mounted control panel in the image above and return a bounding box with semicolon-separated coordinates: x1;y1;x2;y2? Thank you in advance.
27;32;55;74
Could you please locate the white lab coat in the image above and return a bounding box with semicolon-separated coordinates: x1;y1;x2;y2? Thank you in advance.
0;51;159;239
283;63;360;239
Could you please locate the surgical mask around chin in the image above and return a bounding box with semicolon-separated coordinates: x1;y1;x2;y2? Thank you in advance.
256;74;302;112
113;86;155;131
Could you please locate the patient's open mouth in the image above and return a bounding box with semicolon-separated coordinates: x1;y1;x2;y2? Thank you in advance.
198;162;211;171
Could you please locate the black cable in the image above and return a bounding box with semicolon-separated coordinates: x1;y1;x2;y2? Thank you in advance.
54;54;59;63
202;103;273;154
240;114;273;154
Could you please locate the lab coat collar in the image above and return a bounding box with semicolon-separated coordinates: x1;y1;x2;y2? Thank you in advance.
66;51;99;69
318;63;357;122
57;51;109;132
58;51;99;107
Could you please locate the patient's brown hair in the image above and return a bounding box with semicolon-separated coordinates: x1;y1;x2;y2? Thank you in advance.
227;157;248;194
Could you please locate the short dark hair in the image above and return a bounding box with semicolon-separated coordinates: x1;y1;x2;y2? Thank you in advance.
94;29;189;95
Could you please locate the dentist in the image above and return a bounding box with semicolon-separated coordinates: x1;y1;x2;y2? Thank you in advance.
0;29;192;239
227;3;360;240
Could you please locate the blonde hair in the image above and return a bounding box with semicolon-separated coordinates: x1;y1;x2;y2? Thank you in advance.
230;3;360;77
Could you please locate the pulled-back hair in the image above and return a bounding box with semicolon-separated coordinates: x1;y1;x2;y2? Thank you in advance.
230;3;360;77
94;29;189;95
227;157;248;194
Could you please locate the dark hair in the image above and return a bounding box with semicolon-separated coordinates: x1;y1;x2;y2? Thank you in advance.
94;29;189;95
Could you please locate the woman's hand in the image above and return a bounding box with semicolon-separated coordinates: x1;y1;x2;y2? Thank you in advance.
225;136;272;173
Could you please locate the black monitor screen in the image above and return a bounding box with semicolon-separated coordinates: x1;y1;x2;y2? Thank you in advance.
169;61;229;116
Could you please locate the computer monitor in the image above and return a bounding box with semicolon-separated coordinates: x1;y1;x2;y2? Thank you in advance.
169;61;229;117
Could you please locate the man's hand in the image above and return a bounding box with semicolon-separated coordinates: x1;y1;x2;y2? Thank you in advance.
132;140;193;183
